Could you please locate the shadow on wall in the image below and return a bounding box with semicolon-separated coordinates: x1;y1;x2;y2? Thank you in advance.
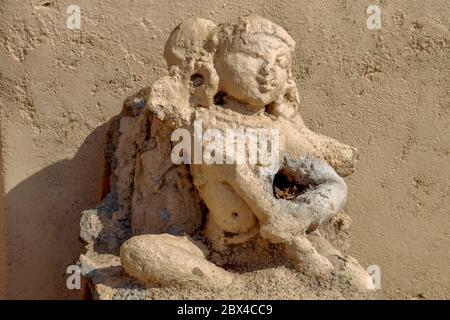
4;122;111;299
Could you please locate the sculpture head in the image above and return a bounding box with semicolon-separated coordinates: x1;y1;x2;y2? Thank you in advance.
163;16;298;111
211;16;295;111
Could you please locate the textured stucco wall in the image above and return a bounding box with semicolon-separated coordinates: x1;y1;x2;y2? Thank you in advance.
0;0;449;299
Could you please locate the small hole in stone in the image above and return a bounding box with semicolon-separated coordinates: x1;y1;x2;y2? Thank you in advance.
213;91;226;105
273;168;312;200
191;73;204;87
192;267;204;276
306;223;319;234
232;212;239;218
224;231;238;238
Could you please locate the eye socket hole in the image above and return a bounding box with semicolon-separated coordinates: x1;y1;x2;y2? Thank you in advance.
191;73;204;87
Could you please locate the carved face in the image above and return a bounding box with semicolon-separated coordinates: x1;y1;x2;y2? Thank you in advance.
215;34;292;111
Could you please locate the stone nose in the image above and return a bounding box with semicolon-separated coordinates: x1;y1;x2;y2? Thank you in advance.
259;60;275;76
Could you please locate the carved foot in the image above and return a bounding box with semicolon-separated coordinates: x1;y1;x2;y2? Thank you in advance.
284;236;334;276
307;233;373;291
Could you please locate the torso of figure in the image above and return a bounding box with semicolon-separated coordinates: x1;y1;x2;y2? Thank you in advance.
188;103;318;250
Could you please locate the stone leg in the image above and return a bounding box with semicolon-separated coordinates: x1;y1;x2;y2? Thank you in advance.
307;232;372;291
120;234;234;288
284;236;334;276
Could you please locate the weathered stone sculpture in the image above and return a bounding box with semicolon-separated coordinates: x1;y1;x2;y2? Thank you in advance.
79;16;374;300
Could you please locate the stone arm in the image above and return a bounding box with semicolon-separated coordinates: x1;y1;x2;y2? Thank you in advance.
300;127;358;177
270;101;358;177
223;156;347;244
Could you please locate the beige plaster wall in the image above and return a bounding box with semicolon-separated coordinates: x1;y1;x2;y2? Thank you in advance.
0;0;448;299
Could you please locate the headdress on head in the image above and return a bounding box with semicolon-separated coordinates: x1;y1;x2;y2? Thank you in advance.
207;16;295;54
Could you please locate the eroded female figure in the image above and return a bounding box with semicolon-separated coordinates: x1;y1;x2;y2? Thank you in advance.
118;16;371;291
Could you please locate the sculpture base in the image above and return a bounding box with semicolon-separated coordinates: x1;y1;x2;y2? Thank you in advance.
79;195;375;300
81;253;375;300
